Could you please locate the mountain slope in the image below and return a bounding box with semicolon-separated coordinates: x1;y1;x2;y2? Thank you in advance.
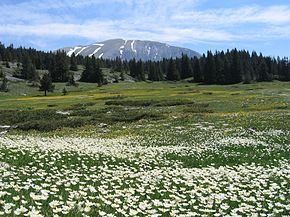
61;39;201;61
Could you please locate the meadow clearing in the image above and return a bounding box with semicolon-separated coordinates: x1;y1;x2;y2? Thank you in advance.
0;81;289;216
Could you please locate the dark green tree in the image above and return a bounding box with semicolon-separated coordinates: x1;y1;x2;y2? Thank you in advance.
231;49;243;84
39;73;54;96
167;58;180;81
70;53;78;71
21;54;36;80
193;57;201;82
136;60;145;81
49;51;70;82
204;51;216;84
180;54;193;79
0;75;8;92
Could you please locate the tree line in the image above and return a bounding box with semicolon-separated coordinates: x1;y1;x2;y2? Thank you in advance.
0;42;289;87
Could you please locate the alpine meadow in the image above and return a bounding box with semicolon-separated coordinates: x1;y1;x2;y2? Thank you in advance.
0;0;289;217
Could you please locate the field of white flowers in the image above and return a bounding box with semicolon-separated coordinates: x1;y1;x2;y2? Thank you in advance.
0;117;289;217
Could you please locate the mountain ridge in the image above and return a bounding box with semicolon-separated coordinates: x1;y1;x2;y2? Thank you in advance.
60;39;201;61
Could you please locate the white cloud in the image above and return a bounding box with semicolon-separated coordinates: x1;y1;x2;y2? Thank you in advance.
0;0;290;49
172;5;290;25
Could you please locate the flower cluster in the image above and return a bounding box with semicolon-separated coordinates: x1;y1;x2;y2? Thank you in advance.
0;123;289;216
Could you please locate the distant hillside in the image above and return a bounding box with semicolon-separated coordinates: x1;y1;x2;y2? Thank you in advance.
60;39;201;61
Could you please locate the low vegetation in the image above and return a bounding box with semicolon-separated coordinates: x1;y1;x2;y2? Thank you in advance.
0;80;289;216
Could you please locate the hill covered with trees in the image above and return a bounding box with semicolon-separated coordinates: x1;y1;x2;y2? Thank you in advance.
0;42;289;89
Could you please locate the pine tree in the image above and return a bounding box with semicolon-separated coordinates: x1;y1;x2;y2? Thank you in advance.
231;49;243;84
0;75;8;92
129;59;137;78
193;57;201;82
39;73;54;96
136;60;145;81
180;54;193;79
70;53;78;71
215;53;225;84
80;57;93;82
80;56;104;84
258;60;271;81
50;51;70;82
167;58;180;81
243;52;254;84
0;66;4;78
204;51;216;84
21;54;35;79
90;56;104;84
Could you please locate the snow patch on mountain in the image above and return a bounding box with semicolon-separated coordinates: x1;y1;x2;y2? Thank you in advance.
93;43;104;46
60;39;201;61
76;46;88;56
131;40;137;53
89;47;102;57
67;46;81;57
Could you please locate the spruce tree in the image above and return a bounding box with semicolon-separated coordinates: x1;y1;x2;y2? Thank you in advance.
167;58;180;81
258;60;271;81
80;57;93;82
136;60;145;81
49;51;70;82
39;73;54;96
90;56;104;84
0;75;8;92
21;54;35;79
180;54;193;79
215;53;225;84
129;59;137;78
70;53;78;71
231;49;243;84
204;51;216;84
193;57;201;82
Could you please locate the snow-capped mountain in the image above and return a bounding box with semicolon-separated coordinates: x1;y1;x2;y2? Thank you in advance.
61;39;201;61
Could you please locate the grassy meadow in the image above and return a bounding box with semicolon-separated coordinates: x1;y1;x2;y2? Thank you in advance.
0;80;289;216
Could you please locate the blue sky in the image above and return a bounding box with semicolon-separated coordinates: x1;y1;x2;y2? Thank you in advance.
0;0;289;57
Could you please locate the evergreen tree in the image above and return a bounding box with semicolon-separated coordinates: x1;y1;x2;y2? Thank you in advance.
180;54;193;79
80;56;104;84
0;75;8;92
167;58;180;81
21;54;35;79
0;66;4;78
204;51;216;84
90;56;104;84
136;60;145;81
231;49;243;84
129;58;137;78
258;60;271;81
193;57;201;82
39;73;54;96
215;53;225;84
242;51;253;84
70;53;78;71
80;57;93;82
49;51;70;82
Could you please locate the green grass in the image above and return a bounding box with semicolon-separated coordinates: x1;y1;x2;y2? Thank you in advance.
0;80;289;216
